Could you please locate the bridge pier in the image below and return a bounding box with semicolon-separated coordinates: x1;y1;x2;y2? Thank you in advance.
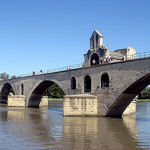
8;95;26;107
7;95;48;107
63;95;136;117
63;95;98;116
122;101;136;116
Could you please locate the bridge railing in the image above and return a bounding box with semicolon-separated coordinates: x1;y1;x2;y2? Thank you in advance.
19;63;83;78
2;51;150;80
135;51;150;59
124;51;150;60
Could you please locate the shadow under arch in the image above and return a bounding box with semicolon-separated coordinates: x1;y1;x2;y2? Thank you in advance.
0;82;15;103
27;80;65;108
106;73;150;118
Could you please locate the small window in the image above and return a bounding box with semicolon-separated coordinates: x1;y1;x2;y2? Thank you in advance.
71;77;76;90
101;73;109;87
21;83;24;95
84;75;91;92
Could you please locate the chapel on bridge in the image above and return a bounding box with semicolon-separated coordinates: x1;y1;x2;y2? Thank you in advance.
84;30;136;67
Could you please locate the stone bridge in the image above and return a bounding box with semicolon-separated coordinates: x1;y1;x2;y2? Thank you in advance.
0;57;150;117
0;30;150;117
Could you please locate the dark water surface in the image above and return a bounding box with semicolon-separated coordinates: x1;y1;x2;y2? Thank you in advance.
0;102;150;150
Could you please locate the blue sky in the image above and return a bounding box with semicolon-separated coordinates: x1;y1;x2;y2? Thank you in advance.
0;0;150;76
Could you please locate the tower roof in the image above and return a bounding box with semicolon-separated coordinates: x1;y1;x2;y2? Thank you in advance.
93;30;103;37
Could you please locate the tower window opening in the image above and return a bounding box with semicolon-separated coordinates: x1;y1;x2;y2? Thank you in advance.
96;34;99;48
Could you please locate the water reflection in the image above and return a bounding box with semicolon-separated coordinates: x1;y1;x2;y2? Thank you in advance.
0;103;148;149
136;102;150;149
62;116;143;150
0;107;62;149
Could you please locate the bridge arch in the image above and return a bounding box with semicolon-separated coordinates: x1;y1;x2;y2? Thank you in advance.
106;73;150;117
90;53;100;66
0;82;15;103
27;80;65;108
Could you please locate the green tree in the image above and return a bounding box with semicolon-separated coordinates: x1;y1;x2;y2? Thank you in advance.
11;75;17;79
138;86;150;99
10;88;15;95
0;72;10;80
44;83;64;98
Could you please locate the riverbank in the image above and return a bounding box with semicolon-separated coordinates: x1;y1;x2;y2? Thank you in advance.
48;98;63;108
137;99;150;102
48;98;63;102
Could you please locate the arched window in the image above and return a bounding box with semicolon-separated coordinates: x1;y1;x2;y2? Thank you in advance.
90;53;99;66
101;73;109;87
96;34;99;48
84;75;91;92
71;77;76;90
21;83;24;95
90;36;94;49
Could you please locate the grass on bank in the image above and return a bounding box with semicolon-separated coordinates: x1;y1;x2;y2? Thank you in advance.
48;98;63;101
137;99;150;102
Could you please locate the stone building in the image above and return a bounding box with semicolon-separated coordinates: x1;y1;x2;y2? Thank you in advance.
84;30;136;67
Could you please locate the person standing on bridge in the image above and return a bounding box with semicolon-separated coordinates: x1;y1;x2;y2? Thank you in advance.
32;71;35;75
103;57;106;64
107;55;111;63
40;70;43;74
100;57;103;64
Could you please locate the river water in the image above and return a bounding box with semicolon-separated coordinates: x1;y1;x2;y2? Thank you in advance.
0;102;150;150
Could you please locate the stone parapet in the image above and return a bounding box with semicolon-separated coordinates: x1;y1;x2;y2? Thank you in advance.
63;94;98;116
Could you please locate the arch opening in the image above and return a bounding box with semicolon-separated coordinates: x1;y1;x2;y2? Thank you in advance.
0;83;15;103
84;75;91;92
21;83;24;95
90;53;99;66
27;81;65;108
71;77;76;90
101;73;109;87
106;73;150;117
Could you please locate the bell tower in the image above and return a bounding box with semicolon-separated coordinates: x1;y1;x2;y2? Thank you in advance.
84;30;108;67
90;30;103;50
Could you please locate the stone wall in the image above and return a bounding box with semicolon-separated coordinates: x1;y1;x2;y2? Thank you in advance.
7;95;48;107
122;101;136;116
63;94;136;117
8;95;26;107
40;96;48;107
63;94;98;116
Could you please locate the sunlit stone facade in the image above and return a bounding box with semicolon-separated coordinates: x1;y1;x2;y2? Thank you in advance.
84;30;136;67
